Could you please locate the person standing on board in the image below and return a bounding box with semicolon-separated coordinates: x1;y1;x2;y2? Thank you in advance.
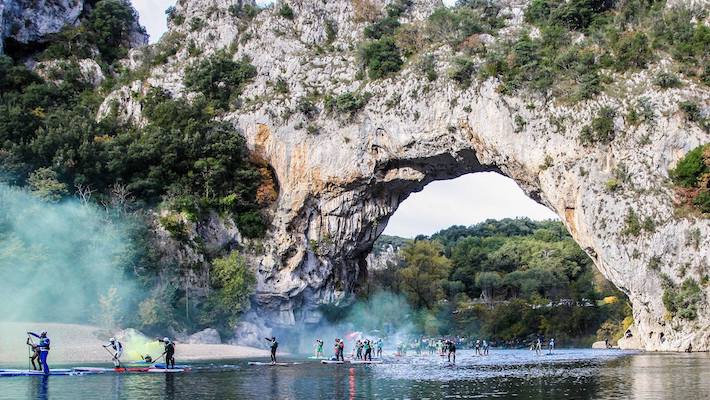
548;338;555;354
315;339;324;358
445;339;456;364
103;337;123;367
334;339;341;361
376;338;383;358
158;337;176;368
27;331;50;374
338;338;345;361
363;339;372;361
265;337;278;364
535;337;542;356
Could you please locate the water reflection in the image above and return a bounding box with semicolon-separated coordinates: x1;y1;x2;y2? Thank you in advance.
3;351;710;400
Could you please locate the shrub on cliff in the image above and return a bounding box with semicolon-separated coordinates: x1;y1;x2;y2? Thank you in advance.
42;0;143;64
277;3;295;20
360;37;403;79
662;278;702;320
325;92;369;114
579;107;616;146
203;251;256;326
183;51;257;108
670;144;708;188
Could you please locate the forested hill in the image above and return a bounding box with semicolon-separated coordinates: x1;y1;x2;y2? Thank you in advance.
367;218;631;345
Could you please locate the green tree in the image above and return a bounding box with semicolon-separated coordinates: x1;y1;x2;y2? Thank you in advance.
87;0;143;63
399;241;452;309
209;251;256;324
28;168;68;202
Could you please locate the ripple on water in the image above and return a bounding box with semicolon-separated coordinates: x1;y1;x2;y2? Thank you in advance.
372;349;636;382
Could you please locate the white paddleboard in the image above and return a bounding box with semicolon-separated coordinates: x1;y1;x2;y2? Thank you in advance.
146;368;185;373
247;362;293;366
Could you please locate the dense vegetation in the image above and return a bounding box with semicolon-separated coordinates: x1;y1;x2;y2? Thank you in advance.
353;0;708;110
0;0;266;336
480;0;709;99
670;144;710;214
361;219;631;345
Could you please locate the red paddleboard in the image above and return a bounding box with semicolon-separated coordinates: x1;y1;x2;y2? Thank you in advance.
115;367;151;373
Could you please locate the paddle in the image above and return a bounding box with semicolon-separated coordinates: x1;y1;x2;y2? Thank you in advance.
103;346;122;368
151;352;166;365
27;336;31;371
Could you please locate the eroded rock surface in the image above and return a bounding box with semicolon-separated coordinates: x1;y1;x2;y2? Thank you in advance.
103;0;709;351
0;0;148;54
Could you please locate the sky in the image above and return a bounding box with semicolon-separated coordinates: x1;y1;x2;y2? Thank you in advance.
129;1;558;238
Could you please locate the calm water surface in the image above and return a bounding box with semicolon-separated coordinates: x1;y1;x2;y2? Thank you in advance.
1;349;709;399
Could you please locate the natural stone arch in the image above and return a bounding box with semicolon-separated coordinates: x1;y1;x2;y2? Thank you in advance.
101;0;709;351
241;78;708;353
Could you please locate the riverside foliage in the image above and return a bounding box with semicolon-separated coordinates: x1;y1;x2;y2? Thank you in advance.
0;1;263;336
363;219;631;345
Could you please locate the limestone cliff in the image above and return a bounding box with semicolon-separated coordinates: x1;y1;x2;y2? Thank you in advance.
100;0;709;351
0;0;147;54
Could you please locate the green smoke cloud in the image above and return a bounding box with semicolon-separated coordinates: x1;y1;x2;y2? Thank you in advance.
0;184;137;325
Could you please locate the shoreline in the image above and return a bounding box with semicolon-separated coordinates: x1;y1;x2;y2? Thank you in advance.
0;322;269;365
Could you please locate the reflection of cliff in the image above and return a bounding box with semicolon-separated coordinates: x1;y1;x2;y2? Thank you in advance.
629;353;710;399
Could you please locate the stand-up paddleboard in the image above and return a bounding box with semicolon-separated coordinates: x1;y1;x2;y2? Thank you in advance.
308;356;328;360
114;367;188;373
247;362;295;366
0;369;95;377
348;360;383;364
152;363;191;369
72;367;113;373
147;368;186;373
320;360;345;364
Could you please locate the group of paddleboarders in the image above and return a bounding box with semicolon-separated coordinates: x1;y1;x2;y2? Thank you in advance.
531;337;556;355
26;331;49;374
21;330;179;374
354;339;375;361
474;339;490;356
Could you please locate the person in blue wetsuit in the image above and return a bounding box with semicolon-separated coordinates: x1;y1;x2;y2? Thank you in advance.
27;331;50;374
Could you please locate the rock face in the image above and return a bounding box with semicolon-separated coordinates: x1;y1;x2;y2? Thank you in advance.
0;0;84;53
0;0;148;54
188;328;222;344
103;0;710;351
366;239;405;271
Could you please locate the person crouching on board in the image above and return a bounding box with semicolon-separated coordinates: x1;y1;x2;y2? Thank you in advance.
103;337;123;367
157;337;176;369
265;337;278;364
26;337;41;370
27;331;50;374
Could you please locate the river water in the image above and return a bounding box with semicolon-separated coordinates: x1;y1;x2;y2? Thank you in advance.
1;349;709;399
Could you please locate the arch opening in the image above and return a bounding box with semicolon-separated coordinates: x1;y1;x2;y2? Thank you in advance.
354;171;631;347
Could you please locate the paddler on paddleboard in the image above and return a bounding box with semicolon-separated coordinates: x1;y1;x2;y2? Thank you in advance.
315;339;324;358
27;331;50;374
265;337;278;364
157;337;176;369
103;337;123;367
